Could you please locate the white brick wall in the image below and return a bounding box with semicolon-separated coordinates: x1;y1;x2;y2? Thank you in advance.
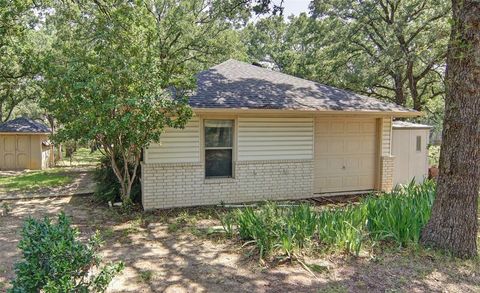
380;155;395;192
141;160;313;210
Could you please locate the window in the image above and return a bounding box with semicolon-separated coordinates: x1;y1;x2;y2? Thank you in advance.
204;120;233;178
416;135;422;152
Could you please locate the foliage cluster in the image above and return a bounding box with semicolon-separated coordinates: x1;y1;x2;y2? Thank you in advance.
0;1;46;122
9;213;123;292
428;145;441;166
94;154;141;204
221;181;436;260
39;0;257;202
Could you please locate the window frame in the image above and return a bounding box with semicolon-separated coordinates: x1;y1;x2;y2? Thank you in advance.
416;135;422;152
203;118;235;179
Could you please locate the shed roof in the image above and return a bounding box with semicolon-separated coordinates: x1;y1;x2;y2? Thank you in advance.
0;117;51;133
189;59;418;116
392;121;432;130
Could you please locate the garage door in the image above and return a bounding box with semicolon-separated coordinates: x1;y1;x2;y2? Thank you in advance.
314;118;377;193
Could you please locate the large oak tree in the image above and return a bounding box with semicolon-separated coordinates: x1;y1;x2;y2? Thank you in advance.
311;0;450;111
420;0;480;258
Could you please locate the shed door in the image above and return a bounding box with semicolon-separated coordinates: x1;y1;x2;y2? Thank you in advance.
0;135;30;170
3;135;16;169
314;118;377;193
392;129;429;185
16;135;31;169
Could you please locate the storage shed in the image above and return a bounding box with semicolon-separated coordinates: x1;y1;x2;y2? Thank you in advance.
392;121;432;186
0;117;52;170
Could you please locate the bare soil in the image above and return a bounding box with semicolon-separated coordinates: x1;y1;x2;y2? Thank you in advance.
0;196;478;292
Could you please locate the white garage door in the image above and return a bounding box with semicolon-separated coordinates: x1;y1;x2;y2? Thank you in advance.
314;118;377;193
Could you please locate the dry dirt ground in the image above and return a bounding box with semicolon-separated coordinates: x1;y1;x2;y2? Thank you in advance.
0;196;479;293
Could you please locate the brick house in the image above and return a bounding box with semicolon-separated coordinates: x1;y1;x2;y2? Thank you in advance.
141;60;419;210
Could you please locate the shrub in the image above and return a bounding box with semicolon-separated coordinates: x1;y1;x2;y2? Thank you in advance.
94;155;141;204
364;180;435;246
222;180;436;260
9;213;123;293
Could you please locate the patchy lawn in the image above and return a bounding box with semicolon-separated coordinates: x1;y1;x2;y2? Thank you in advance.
0;169;74;192
0;196;479;292
55;147;103;167
0;168;95;200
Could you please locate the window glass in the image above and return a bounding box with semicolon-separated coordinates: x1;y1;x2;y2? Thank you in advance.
204;120;233;178
205;120;233;148
416;135;422;151
205;149;232;177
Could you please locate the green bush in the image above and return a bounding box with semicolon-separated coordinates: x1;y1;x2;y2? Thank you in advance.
428;145;441;166
221;180;436;259
94;155;141;204
364;181;435;245
9;213;123;293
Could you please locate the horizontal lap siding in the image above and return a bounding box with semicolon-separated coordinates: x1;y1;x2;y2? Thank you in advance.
382;117;392;155
237;117;314;161
145;118;200;163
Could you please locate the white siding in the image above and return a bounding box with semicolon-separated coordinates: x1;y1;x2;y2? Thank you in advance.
381;117;392;155
145;118;200;163
392;128;430;185
237;117;314;161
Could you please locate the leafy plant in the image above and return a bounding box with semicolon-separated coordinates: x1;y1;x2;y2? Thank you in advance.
428;145;441;166
219;212;235;237
9;213;123;292
223;181;436;260
94;154;141;204
139;270;153;283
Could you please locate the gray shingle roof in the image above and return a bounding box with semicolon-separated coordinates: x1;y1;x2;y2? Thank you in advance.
393;121;432;129
0;117;51;133
189;59;417;114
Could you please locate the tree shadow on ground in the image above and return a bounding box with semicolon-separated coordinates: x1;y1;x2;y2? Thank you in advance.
1;196;479;292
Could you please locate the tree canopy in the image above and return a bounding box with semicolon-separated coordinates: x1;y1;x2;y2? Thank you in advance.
243;0;449;121
0;0;45;122
40;0;256;202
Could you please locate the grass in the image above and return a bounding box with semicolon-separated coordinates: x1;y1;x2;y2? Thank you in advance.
0;169;74;192
56;148;103;167
221;180;436;260
138;270;153;283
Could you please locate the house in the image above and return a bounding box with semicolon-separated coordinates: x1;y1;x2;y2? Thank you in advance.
141;59;419;210
0;117;52;170
392;121;432;185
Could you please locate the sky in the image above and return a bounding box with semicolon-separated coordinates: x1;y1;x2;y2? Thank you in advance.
281;0;311;16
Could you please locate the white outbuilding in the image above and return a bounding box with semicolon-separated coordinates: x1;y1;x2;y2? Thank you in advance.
392;121;432;186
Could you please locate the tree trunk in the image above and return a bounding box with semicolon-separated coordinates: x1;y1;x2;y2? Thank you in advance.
47;115;56;162
406;61;422;111
393;74;406;106
420;0;480;258
56;144;63;162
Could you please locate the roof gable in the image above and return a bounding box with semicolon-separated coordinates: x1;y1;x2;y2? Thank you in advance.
190;59;417;115
0;117;51;133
